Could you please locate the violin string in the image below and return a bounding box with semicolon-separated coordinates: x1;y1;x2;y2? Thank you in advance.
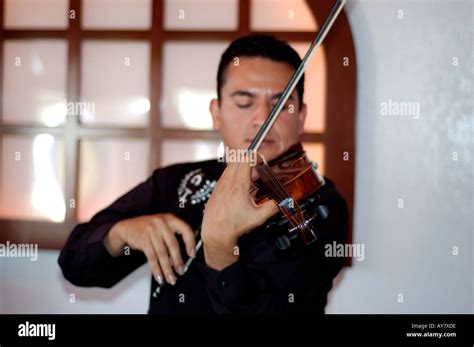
257;164;291;201
254;160;286;202
259;171;286;200
261;169;293;205
258;171;288;202
257;163;310;231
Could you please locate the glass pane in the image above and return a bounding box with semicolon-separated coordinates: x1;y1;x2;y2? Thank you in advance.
82;0;151;30
250;0;317;32
3;40;68;127
161;139;221;167
78;138;149;222
164;0;238;31
303;142;324;175
291;42;326;133
0;134;66;222
4;0;69;29
162;41;228;129
81;41;150;127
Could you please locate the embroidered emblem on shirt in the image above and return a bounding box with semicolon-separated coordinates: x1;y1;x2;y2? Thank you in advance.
178;168;216;208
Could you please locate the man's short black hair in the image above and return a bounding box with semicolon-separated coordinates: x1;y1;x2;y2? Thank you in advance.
217;34;304;107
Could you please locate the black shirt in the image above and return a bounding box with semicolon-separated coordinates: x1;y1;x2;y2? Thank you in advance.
58;156;349;314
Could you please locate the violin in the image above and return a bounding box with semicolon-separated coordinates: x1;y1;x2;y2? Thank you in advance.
250;142;329;250
153;0;346;298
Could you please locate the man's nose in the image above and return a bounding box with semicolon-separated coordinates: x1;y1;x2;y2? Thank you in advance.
251;102;271;128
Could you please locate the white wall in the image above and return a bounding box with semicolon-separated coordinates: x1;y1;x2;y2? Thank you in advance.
326;0;473;313
1;0;472;314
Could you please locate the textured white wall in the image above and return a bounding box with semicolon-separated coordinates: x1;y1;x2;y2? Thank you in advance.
0;0;472;314
326;0;473;313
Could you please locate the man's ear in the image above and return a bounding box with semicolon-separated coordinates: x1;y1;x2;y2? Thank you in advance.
298;102;307;135
210;98;221;131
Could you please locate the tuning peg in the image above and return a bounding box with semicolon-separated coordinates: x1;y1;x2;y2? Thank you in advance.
275;235;291;250
314;205;329;220
275;229;299;250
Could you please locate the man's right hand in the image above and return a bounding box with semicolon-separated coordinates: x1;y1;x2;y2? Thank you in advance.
103;213;196;286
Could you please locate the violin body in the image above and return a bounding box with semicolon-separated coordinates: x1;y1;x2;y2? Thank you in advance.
251;143;325;204
250;143;329;250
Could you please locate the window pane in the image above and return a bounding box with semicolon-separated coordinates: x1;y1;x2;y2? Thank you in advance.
162;41;228;129
78;138;149;222
161;139;221;167
250;0;317;32
164;0;238;31
81;0;151;30
291;42;326;133
81;41;150;127
303;142;324;175
4;0;69;29
0;134;66;222
3;40;68;127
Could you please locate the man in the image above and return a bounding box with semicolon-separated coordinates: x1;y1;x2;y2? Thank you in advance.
58;35;348;314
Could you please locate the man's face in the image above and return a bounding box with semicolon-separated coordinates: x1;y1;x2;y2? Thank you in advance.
210;56;307;162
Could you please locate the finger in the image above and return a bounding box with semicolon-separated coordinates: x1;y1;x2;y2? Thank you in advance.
254;199;279;222
210;163;232;192
210;161;238;198
149;231;176;285
159;220;185;275
142;242;163;285
223;159;239;177
165;214;196;258
236;159;252;183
